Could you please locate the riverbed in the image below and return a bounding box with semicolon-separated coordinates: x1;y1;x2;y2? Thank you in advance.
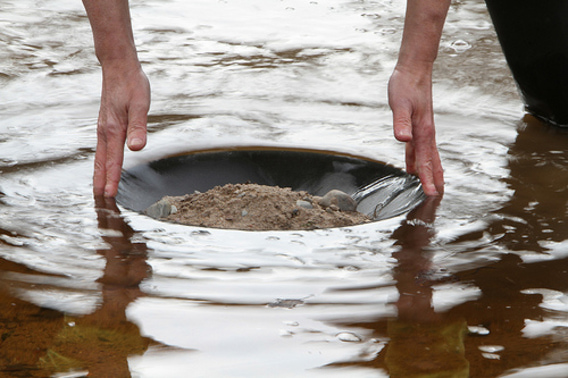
1;0;567;377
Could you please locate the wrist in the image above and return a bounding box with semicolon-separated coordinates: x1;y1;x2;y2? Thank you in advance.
391;62;433;91
99;55;143;78
394;58;434;78
95;40;139;67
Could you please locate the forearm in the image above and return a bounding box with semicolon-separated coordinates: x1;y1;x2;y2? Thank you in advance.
387;0;449;196
82;0;140;67
396;0;451;73
83;0;150;197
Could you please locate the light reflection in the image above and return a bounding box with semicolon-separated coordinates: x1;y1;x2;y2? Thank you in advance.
36;197;156;377
320;117;568;376
489;115;568;254
385;196;469;377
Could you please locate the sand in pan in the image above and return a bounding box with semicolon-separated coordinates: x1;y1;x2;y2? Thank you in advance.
146;183;371;231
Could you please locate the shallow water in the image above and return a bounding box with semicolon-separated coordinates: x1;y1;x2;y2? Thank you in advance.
1;0;567;377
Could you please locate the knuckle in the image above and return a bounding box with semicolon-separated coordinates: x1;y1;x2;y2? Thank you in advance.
94;158;105;172
101;124;127;141
128;122;147;133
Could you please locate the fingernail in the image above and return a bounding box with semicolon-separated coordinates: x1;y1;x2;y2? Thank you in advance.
129;137;143;147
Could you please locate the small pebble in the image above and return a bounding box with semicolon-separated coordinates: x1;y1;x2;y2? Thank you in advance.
296;199;313;209
319;189;357;211
144;198;173;219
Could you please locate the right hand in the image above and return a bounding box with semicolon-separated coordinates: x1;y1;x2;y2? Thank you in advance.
388;65;444;196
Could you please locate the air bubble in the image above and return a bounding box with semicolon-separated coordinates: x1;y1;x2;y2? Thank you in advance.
450;40;471;53
336;332;362;342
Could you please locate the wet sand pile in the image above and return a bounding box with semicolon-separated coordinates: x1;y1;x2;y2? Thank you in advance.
144;183;371;230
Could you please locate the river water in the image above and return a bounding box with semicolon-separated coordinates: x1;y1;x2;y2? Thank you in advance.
1;0;567;377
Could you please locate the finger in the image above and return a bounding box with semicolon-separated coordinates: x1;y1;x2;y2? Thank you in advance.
415;147;443;196
405;142;416;174
103;123;127;198
93;125;108;196
410;116;443;196
421;139;444;196
392;105;413;143
393;116;413;143
126;103;148;152
417;163;438;196
431;151;445;195
412;137;435;196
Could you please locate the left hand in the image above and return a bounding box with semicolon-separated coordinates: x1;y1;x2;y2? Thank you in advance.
388;65;444;196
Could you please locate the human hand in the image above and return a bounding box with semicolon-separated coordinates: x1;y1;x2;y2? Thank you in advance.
388;66;444;196
93;63;150;197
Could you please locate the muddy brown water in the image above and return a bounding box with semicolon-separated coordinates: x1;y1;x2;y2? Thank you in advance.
1;0;567;377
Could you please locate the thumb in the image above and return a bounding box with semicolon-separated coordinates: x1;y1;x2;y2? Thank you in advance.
126;106;148;152
392;105;413;143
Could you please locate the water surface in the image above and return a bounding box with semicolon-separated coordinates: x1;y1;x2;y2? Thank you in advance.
1;0;567;377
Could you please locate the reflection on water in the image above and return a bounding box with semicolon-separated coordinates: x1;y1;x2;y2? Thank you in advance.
491;116;568;253
40;199;151;377
327;119;568;378
1;0;568;377
0;198;153;376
